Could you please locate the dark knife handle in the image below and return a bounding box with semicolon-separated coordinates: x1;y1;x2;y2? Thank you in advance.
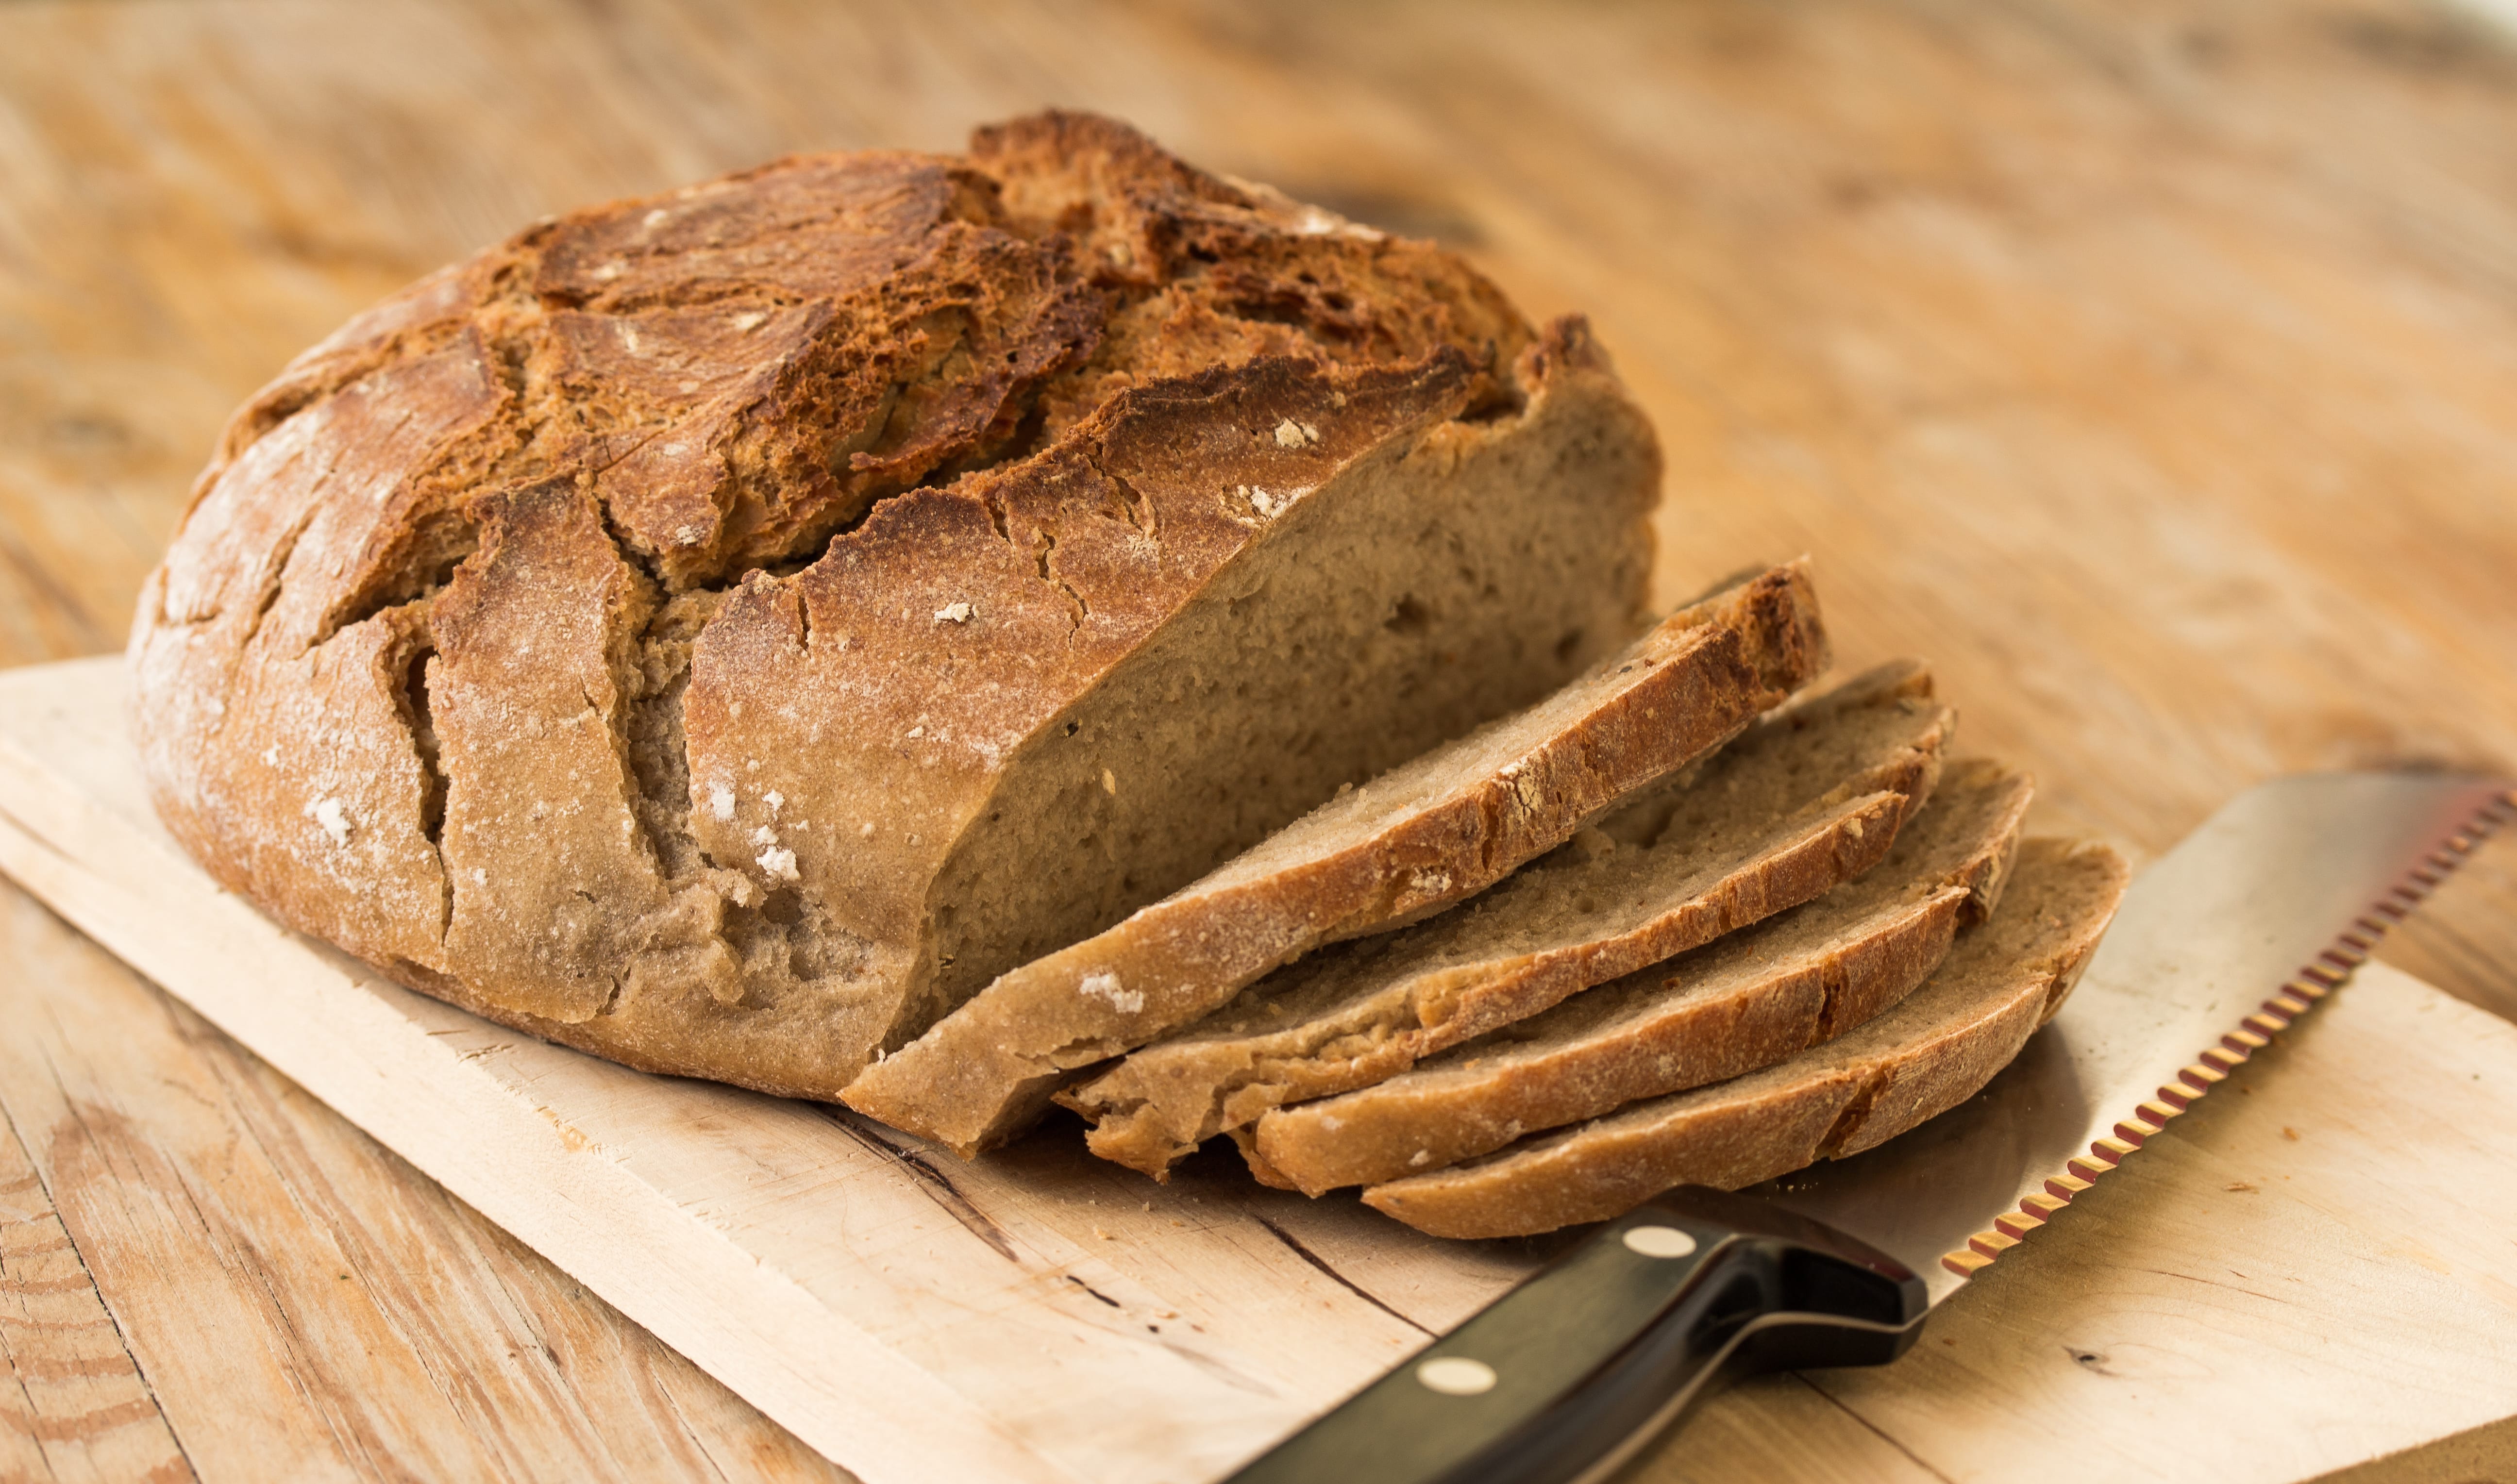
1224;1189;1928;1484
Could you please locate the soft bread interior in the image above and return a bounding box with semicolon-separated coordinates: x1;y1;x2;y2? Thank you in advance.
907;373;1657;1042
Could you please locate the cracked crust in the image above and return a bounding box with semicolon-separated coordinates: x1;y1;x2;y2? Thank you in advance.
129;112;1662;1100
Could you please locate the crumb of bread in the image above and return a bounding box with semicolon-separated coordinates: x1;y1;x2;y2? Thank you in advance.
933;601;974;623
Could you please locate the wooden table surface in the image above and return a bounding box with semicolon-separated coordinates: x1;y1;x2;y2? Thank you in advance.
3;1;2515;1479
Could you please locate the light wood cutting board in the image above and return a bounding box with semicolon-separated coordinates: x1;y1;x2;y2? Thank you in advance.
1;655;2512;1484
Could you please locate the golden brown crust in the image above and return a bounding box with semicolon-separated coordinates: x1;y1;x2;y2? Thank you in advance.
1359;836;2128;1239
131;112;1660;1105
134;336;507;977
840;564;1829;1155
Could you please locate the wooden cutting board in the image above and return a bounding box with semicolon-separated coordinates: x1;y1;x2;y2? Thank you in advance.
2;654;2513;1484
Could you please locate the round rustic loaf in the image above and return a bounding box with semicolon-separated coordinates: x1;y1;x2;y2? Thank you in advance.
130;111;1662;1100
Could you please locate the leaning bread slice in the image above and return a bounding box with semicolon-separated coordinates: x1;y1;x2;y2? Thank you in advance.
1361;835;2127;1239
1062;662;1955;1177
1251;758;2030;1193
842;563;1829;1154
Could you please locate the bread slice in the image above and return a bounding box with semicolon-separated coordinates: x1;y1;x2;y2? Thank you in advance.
842;565;1830;1153
1249;758;2031;1193
1359;835;2127;1239
1060;662;1956;1178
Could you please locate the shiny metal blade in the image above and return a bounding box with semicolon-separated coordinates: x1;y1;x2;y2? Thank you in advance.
1748;772;2514;1305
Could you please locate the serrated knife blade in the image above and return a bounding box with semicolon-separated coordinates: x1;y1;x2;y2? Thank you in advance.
1759;770;2515;1298
1225;772;2514;1484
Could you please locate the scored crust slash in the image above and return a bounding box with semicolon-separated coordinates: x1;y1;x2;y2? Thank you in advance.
132;108;2129;1238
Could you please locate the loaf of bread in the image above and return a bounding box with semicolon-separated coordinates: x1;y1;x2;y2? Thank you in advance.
133;104;2119;1237
128;112;1663;1100
1058;661;1953;1177
841;564;1828;1154
1357;836;2129;1239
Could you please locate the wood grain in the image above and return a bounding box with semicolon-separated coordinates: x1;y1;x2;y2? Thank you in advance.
1;0;2514;1477
0;858;852;1481
0;1085;191;1484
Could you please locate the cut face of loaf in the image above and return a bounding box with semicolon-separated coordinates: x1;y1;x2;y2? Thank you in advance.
1250;757;2032;1194
841;564;1831;1154
128;112;1664;1102
1061;661;1958;1178
1359;836;2129;1238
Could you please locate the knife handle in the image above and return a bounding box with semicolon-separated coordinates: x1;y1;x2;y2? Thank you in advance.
1224;1188;1928;1484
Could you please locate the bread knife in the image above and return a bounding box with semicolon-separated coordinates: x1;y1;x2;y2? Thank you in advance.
1222;771;2514;1484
